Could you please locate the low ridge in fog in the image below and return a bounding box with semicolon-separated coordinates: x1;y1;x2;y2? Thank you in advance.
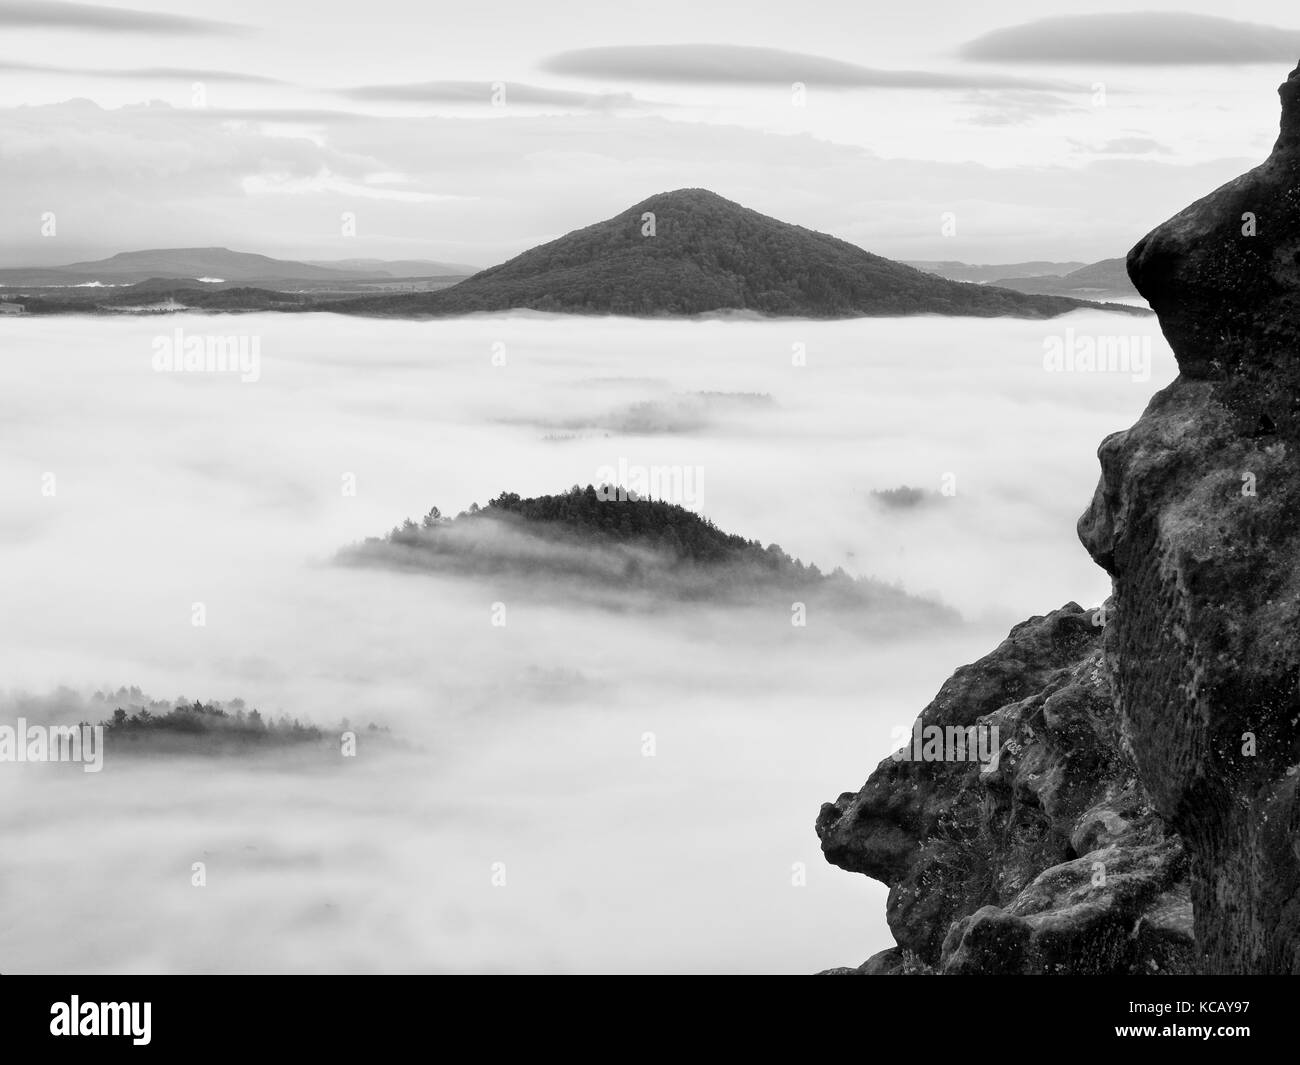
7;686;392;758
340;485;958;625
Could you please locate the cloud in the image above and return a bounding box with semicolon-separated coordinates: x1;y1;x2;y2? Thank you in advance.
0;60;285;84
1070;136;1171;156
960;13;1300;65
136;106;370;123
240;170;470;203
339;80;650;110
0;0;247;35
961;89;1080;127
0;98;1257;268
2;306;1169;973
541;44;1077;91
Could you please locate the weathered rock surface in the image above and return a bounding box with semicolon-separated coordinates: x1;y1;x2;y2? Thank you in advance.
817;62;1300;975
817;604;1192;973
1078;61;1300;974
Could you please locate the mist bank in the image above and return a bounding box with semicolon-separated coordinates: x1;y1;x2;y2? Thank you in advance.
0;311;1173;972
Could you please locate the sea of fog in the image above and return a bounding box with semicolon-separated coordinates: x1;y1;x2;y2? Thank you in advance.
0;310;1174;973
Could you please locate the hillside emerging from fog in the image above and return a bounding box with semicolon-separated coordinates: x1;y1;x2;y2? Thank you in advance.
3;686;392;758
339;485;957;622
335;190;1146;319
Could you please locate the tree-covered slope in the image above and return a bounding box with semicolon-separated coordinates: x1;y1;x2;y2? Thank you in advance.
334;189;1148;319
340;484;958;623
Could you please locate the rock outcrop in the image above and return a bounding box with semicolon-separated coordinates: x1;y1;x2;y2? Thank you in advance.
817;61;1300;975
817;604;1192;973
1078;61;1300;975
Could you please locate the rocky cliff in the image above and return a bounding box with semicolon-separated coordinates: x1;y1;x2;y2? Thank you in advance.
817;61;1300;975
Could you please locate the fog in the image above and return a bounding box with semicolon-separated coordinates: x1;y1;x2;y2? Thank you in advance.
0;310;1173;973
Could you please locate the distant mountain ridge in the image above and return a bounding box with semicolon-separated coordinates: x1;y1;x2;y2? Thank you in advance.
905;260;1087;283
301;257;479;276
990;258;1137;301
0;247;477;287
60;248;357;281
913;256;1139;301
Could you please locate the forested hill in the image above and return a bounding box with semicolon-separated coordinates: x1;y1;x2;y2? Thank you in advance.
339;484;958;623
330;189;1149;319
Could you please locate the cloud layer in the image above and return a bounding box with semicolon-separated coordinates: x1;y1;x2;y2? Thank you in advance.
961;13;1300;65
340;80;647;110
0;0;247;35
0;59;285;84
0;310;1163;971
0;98;1259;268
542;43;1075;91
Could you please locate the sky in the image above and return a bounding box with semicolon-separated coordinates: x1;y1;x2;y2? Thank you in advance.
1;1;1299;266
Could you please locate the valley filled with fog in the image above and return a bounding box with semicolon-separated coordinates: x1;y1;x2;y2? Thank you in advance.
0;310;1173;973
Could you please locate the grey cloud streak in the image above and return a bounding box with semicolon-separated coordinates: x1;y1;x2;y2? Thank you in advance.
340;80;651;110
0;59;285;84
960;13;1300;65
0;0;248;35
541;43;1078;91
